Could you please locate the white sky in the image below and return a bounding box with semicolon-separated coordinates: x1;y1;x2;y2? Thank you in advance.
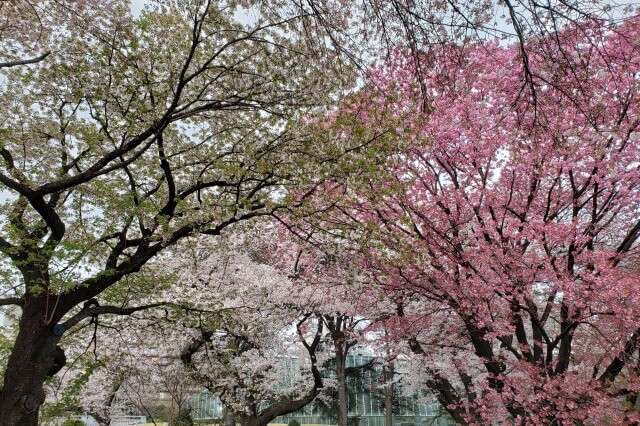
130;0;147;16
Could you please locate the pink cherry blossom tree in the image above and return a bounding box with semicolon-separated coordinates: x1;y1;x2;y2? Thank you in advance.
291;16;640;424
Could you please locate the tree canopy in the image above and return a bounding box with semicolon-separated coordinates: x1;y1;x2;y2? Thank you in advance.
289;15;640;424
0;0;639;424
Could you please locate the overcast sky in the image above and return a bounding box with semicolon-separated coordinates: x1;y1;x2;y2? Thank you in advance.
130;0;146;16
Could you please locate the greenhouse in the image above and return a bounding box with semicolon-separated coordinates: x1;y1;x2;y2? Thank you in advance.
189;354;455;426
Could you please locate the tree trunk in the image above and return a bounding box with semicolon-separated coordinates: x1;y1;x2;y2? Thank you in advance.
336;348;348;426
224;407;236;426
384;363;394;426
250;389;320;426
384;385;393;426
0;298;62;426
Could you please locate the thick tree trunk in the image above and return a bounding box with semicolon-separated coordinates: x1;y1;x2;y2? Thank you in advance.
0;299;62;426
336;348;348;426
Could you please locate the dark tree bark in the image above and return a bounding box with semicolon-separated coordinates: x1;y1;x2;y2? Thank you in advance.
0;299;63;426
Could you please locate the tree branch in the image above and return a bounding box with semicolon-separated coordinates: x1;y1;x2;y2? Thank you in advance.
0;52;51;69
61;303;167;330
0;297;24;307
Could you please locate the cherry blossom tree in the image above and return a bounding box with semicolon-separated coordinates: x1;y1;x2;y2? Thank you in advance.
266;232;393;426
257;0;638;108
44;231;329;426
44;354;153;426
293;16;640;424
171;243;327;426
3;1;637;425
0;0;401;422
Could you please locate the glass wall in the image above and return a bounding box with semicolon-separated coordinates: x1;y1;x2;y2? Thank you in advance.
190;353;455;426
